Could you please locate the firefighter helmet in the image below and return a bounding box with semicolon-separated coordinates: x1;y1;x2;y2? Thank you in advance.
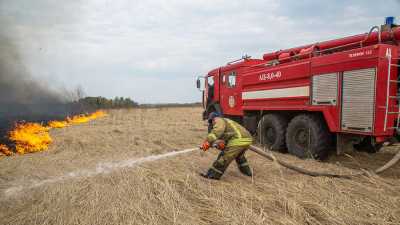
208;112;221;123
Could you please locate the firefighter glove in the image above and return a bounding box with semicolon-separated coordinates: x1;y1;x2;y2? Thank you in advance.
200;141;211;151
213;140;226;150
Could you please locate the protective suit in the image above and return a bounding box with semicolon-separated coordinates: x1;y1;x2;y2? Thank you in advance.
202;116;253;180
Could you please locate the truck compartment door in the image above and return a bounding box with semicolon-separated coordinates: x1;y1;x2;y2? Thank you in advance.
341;68;376;132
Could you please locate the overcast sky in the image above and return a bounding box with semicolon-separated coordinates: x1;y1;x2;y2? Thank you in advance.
0;0;399;103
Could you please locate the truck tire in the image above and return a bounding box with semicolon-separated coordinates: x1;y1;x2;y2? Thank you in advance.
257;114;288;152
286;114;331;159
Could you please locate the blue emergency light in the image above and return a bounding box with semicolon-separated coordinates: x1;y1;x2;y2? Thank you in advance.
385;17;395;26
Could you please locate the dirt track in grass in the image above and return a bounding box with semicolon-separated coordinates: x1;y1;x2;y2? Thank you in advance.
1;107;399;225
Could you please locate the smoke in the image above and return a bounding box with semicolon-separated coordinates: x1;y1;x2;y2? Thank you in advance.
0;36;81;138
0;38;65;101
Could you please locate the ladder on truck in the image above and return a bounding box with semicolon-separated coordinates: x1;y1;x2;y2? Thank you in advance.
384;48;400;132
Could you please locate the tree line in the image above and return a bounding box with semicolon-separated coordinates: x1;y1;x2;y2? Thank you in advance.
79;96;139;109
79;96;202;109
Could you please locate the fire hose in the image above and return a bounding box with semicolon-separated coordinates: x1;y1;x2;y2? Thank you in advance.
247;145;400;179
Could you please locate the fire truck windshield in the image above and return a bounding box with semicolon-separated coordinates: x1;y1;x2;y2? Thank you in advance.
207;76;214;86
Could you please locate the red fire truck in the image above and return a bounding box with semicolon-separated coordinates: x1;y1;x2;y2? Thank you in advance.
197;18;400;159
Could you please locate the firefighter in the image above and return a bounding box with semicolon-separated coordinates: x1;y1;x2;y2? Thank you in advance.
200;112;253;180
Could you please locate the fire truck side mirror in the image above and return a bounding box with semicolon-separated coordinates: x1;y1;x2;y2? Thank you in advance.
196;78;201;89
196;77;204;91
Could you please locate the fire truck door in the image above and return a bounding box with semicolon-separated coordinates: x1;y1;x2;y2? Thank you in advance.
221;71;242;115
205;75;215;107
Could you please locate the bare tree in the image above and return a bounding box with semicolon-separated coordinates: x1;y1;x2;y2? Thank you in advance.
76;85;86;100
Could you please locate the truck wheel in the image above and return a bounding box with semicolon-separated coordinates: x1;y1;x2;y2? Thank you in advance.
354;137;382;153
286;114;331;159
257;114;288;151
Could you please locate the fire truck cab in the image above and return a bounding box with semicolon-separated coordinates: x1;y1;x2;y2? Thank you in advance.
197;18;400;159
200;57;263;120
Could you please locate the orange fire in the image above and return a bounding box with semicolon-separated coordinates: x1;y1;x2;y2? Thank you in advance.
0;144;12;156
1;110;107;156
87;110;106;119
9;123;52;154
67;110;106;125
67;115;90;125
48;120;68;129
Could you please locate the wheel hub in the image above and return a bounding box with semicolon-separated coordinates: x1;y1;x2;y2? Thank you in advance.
265;127;276;144
295;128;309;148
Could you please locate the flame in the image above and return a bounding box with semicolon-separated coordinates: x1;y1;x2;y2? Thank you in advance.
2;110;107;156
67;115;90;125
9;123;52;154
48;120;68;129
67;110;106;125
0;144;12;156
87;110;106;119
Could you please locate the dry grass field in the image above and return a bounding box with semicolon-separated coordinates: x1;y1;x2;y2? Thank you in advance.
0;107;399;225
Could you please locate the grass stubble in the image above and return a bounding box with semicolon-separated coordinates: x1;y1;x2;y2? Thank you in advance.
0;107;399;225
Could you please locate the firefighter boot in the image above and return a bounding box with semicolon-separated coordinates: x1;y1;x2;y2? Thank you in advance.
201;159;226;180
236;153;252;177
200;169;222;180
199;171;219;180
